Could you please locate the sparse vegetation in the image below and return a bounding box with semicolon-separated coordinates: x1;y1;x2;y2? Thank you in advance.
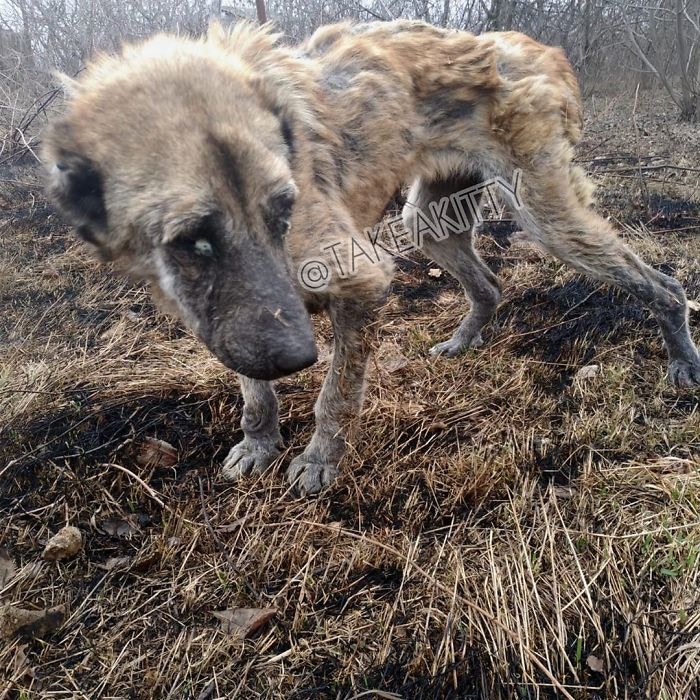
1;92;699;698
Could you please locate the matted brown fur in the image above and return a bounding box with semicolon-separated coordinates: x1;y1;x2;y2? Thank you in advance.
42;20;699;495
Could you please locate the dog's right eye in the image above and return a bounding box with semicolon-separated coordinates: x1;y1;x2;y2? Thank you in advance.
168;217;218;259
193;239;214;256
178;237;214;256
169;235;215;258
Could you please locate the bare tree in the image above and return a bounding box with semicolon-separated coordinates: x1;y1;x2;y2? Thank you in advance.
1;0;699;157
625;0;699;121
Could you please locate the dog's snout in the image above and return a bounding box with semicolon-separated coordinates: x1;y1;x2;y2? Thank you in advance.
272;342;318;377
226;340;317;380
209;317;318;380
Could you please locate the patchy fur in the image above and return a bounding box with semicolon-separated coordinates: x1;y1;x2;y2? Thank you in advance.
43;20;700;495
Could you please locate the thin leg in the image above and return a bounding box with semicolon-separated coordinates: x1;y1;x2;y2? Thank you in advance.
513;164;700;385
286;297;380;495
222;375;282;480
403;175;501;356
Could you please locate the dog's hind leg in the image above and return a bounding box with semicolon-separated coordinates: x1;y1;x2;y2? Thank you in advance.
403;174;501;357
286;297;381;496
222;375;282;480
511;159;700;386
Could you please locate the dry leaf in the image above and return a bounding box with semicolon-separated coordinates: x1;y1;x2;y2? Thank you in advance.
688;299;700;313
10;643;33;678
0;604;66;639
100;514;147;538
136;437;178;468
377;342;409;374
99;318;128;340
212;607;277;638
586;654;605;673
43;526;82;562
428;267;443;278
393;626;408;640
130;551;160;573
216;516;251;533
195;680;216;700
384;353;408;374
97;556;131;571
575;364;600;381
101;518;134;537
552;485;576;500
0;548;16;589
383;351;409;374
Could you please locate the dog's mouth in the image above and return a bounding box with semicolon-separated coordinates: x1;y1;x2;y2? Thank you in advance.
218;343;318;380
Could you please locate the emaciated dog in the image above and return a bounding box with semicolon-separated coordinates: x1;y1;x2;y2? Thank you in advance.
43;21;700;495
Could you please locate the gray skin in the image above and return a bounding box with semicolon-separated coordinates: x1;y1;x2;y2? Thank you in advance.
156;223;318;381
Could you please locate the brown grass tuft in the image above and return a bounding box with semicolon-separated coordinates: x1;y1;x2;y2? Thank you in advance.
1;96;699;699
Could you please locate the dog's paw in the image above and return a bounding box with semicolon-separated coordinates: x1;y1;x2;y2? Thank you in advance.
222;437;280;481
668;356;700;387
429;332;483;358
286;455;339;496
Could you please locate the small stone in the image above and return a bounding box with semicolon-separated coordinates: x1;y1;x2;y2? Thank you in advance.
575;364;600;381
43;526;82;561
586;654;605;674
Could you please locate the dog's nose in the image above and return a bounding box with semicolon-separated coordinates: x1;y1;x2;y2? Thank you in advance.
272;343;318;376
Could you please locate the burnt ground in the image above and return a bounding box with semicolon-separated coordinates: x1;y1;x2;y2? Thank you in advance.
0;92;699;699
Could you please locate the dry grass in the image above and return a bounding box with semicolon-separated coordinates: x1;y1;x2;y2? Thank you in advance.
1;96;700;699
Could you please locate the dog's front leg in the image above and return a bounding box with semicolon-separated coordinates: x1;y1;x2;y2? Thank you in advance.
287;298;379;496
222;375;282;480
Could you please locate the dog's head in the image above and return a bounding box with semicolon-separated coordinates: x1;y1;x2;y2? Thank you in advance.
42;33;317;380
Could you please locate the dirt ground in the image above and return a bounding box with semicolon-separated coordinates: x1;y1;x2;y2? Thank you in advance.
1;92;699;699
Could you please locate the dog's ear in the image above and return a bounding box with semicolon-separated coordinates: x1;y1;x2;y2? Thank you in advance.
44;120;107;240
